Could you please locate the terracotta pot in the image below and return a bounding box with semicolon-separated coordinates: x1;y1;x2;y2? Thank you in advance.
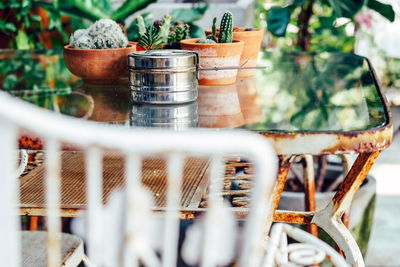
236;77;263;124
197;84;244;128
180;38;244;86
63;42;137;84
205;28;263;77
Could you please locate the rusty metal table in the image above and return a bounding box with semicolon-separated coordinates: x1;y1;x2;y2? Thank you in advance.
0;50;392;251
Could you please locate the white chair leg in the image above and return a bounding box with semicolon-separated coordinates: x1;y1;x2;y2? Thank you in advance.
15;149;28;177
312;202;364;267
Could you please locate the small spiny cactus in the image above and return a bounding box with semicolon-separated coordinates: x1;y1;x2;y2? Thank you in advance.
205;17;217;42
168;24;190;44
69;19;128;49
218;11;233;43
196;38;216;44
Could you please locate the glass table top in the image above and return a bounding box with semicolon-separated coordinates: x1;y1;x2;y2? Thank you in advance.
0;49;392;154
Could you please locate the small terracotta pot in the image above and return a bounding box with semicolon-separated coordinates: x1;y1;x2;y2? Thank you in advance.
236;77;263;124
63;42;137;84
180;38;244;86
205;28;263;77
197;84;244;128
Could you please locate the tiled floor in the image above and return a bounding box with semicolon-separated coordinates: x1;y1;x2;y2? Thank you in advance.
365;106;400;266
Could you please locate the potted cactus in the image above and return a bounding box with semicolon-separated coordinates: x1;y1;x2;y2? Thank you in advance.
63;19;137;84
180;11;244;86
205;25;264;78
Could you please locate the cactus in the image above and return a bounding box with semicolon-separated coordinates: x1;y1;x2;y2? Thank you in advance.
158;15;172;44
168;24;190;44
218;11;233;43
196;38;216;44
204;17;217;42
69;19;128;49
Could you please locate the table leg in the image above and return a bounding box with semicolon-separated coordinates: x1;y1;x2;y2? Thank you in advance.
312;151;380;267
266;156;292;230
303;155;318;236
29;216;38;231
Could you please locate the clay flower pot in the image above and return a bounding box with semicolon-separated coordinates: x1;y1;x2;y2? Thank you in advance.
180;38;244;86
236;77;263;124
63;42;137;84
197;83;244;128
206;28;263;77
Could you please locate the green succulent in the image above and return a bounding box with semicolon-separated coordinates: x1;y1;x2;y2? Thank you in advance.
168;24;190;44
136;14;173;50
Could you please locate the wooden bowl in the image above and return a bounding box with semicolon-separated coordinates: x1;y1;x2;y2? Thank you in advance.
63;42;137;84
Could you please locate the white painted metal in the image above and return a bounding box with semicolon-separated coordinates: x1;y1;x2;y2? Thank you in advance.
45;138;62;267
265;223;349;267
0;121;20;267
15;149;28;177
85;147;104;266
163;153;184;267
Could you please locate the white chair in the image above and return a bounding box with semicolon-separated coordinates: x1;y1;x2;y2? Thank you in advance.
0;91;347;267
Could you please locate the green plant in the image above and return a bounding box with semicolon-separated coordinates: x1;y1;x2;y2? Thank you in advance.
218;11;233;43
169;2;209;38
168;23;190;44
0;0;157;49
265;0;395;51
137;14;172;50
0;0;69;49
69;19;128;49
196;11;233;44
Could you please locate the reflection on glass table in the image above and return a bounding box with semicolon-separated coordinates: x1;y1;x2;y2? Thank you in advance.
1;49;390;155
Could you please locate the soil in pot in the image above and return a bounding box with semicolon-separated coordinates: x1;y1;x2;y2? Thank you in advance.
180;38;244;86
278;161;376;257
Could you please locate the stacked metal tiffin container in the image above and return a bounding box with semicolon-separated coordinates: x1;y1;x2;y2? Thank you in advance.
128;50;199;129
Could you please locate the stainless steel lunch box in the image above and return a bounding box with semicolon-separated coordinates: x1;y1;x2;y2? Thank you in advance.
129;101;198;130
128;50;198;104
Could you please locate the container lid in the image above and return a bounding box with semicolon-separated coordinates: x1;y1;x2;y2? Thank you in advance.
128;50;198;69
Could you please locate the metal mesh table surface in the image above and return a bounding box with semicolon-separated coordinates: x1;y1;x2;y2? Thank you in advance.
19;151;209;214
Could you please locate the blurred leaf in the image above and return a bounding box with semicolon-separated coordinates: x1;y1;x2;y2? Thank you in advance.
16;30;32;49
170;3;209;23
188;24;204;38
290;0;306;5
367;0;394;22
0;22;17;32
267;7;290;37
98;0;113;12
58;0;108;21
111;0;157;22
3;75;17;91
30;15;42;22
328;0;366;18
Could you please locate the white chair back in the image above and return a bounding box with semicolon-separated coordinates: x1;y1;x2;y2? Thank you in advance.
0;91;278;267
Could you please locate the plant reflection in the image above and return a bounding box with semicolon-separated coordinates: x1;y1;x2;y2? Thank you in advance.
243;51;387;132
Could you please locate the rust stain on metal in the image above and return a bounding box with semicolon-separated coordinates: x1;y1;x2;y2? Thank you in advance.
332;151;380;213
259;121;392;155
303;156;318;236
19;135;43;150
273;210;314;225
322;126;392;154
271;156;292;212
